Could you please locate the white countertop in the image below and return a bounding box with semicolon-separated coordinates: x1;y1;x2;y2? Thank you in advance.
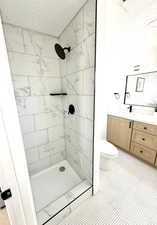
108;111;157;126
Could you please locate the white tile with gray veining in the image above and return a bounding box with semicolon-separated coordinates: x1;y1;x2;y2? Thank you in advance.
60;0;95;184
62;68;94;96
8;52;60;77
4;23;66;174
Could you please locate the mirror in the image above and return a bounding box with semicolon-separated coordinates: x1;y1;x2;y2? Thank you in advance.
124;71;157;107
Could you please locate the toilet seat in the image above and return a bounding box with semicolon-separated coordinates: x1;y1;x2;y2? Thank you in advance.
100;140;119;159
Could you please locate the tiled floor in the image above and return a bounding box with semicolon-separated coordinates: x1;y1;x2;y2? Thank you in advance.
58;150;157;225
0;208;10;225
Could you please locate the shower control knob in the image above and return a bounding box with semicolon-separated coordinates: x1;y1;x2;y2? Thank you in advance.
68;104;75;115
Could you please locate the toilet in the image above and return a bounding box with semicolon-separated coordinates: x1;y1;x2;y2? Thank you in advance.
100;140;119;170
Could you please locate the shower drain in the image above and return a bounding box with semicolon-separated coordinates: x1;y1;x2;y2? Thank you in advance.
59;166;66;172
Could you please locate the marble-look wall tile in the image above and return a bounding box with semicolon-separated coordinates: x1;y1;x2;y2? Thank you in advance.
65;144;83;179
65;127;93;181
4;23;66;175
66;42;90;75
19;115;34;134
83;0;96;39
22;29;58;58
3;24;25;53
85;33;95;67
59;0;96;183
8;52;42;76
36;139;65;160
35;113;62;130
65;116;93;141
16;96;64;117
59;10;84;50
79;153;92;182
16;96;46;116
50;151;65;165
64;95;94;120
23;130;48;149
48;125;65;142
65;128;93;160
13;76;31;97
38;143;51;159
44;96;64;116
62;68;94;96
59;0;95;48
8;52;60;77
29;77;61;96
50;140;65;154
29;156;51;175
26;148;39;164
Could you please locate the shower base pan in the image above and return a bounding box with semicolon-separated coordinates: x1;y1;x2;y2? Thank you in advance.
31;160;91;225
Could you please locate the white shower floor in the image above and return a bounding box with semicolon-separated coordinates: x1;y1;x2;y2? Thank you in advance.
31;160;82;212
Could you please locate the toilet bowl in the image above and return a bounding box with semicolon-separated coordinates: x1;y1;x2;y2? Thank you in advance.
100;140;119;170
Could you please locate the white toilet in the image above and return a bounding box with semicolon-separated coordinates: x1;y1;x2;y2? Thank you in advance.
100;140;119;170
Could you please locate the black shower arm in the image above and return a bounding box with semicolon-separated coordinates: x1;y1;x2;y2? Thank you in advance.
63;47;71;52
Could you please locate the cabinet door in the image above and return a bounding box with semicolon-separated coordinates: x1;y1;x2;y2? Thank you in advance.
107;115;133;151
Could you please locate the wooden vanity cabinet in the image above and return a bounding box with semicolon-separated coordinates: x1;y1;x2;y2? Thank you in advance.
107;115;133;152
107;115;157;167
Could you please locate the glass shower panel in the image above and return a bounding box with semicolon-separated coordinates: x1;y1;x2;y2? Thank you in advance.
1;0;96;224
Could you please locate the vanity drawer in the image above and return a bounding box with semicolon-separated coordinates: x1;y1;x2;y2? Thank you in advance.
133;121;157;136
132;130;157;151
131;143;156;165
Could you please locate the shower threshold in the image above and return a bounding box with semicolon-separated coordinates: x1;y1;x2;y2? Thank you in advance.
30;160;91;225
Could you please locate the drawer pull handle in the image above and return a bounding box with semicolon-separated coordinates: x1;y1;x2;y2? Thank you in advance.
144;127;147;130
142;138;145;141
129;121;132;128
140;150;143;154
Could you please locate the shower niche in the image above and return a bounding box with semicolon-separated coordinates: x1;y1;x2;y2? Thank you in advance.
0;0;96;224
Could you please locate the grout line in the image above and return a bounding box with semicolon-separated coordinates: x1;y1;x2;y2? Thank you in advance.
3;22;58;39
24;124;63;137
65;126;93;142
59;0;89;38
61;66;94;78
12;74;61;78
8;49;60;60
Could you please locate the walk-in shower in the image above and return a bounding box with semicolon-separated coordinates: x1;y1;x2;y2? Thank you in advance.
0;0;97;224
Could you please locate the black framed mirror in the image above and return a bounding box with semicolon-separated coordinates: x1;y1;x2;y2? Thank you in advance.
124;71;157;107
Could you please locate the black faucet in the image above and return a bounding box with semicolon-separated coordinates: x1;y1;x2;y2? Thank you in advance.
128;105;132;113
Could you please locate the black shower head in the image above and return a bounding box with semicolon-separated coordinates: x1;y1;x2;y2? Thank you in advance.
54;43;71;60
